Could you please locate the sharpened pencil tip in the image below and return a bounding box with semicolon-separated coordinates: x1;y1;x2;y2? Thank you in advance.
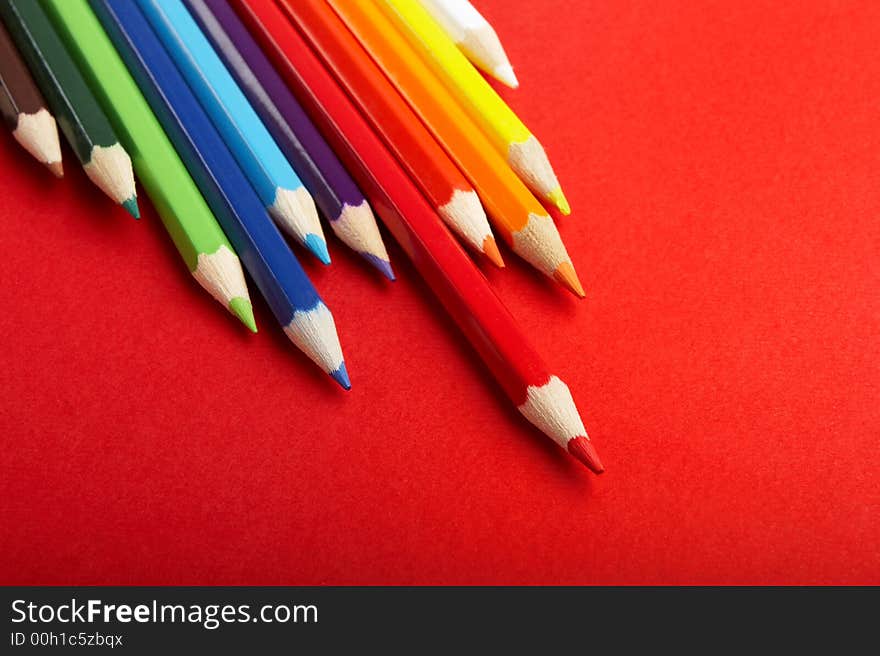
361;253;396;281
304;233;331;264
494;64;519;88
122;197;140;219
547;187;571;215
482;236;505;267
229;297;257;333
568;436;604;474
376;261;396;281
47;160;64;178
553;261;585;298
331;362;351;390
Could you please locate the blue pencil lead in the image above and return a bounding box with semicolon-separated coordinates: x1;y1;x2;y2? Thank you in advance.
304;233;331;265
330;362;351;390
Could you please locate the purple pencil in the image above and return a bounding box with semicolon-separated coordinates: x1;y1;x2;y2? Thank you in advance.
186;0;394;280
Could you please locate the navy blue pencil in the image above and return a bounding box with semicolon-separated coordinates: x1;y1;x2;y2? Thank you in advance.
91;0;349;388
185;0;393;280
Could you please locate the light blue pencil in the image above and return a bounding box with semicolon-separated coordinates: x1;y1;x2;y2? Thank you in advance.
137;0;330;264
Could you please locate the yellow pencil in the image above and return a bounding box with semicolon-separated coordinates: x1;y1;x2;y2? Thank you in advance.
377;0;570;215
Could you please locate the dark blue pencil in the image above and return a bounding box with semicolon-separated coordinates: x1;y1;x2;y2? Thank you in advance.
90;0;349;388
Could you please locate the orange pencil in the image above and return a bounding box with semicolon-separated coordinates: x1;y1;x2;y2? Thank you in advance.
276;0;499;266
325;0;583;297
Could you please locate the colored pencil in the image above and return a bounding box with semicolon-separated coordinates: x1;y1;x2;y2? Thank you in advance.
184;0;393;281
328;0;584;297
377;0;570;215
91;0;349;388
236;0;603;473
0;19;62;176
44;0;256;331
277;0;500;267
418;0;517;88
135;0;328;265
0;0;137;216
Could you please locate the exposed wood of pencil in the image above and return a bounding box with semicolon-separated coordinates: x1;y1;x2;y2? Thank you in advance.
46;0;255;330
93;0;349;387
236;0;603;473
328;0;583;297
277;0;500;266
0;19;62;175
419;0;518;88
0;0;137;215
185;0;393;280
377;0;569;214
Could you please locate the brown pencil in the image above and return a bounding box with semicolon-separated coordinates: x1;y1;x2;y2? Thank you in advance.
0;18;61;175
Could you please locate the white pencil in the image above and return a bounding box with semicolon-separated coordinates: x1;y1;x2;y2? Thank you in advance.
418;0;518;88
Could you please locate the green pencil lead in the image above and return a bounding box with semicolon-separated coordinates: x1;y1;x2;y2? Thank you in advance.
122;196;140;219
229;297;257;333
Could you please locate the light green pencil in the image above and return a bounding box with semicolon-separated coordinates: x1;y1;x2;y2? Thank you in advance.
43;0;256;331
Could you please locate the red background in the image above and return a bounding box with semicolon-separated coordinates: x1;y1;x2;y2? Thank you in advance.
1;0;878;584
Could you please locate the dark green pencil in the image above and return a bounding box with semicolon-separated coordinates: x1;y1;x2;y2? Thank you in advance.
0;0;138;216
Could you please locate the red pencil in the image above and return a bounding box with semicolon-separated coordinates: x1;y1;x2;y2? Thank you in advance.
234;0;603;473
270;0;500;268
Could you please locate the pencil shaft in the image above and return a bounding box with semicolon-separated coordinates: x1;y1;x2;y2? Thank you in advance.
0;0;115;162
235;0;602;472
188;0;361;214
185;0;392;278
328;0;582;294
44;0;254;327
0;19;46;125
419;0;518;87
377;0;568;213
380;0;527;148
276;0;497;260
136;0;328;262
91;0;347;381
0;0;138;209
0;17;61;171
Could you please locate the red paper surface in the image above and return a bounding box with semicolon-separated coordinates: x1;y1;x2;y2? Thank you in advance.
1;0;878;584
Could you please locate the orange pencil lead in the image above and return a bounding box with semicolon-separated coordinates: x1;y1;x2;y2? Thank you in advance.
482;235;504;267
47;159;64;177
553;261;585;298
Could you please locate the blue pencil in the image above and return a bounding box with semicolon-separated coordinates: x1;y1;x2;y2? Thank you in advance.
136;0;330;265
92;0;349;388
186;0;394;281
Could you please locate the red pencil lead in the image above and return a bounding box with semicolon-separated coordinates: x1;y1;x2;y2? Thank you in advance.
568;436;605;474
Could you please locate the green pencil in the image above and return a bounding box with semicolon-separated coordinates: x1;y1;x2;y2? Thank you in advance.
0;0;138;217
42;0;256;331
